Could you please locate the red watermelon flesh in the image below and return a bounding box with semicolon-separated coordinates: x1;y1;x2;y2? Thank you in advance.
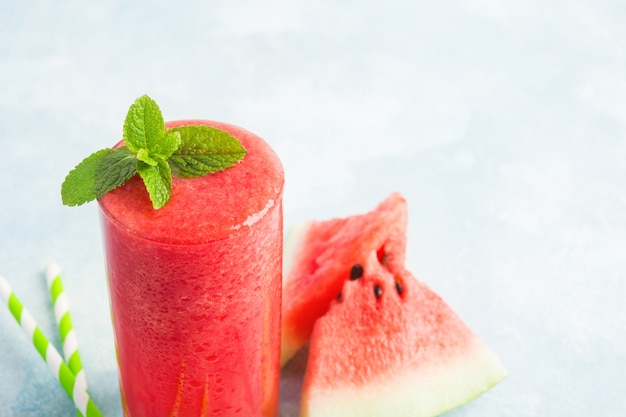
300;251;507;417
281;192;408;366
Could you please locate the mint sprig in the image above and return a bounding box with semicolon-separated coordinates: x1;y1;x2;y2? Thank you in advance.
61;95;247;209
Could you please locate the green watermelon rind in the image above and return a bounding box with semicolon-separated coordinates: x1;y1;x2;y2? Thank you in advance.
300;336;507;417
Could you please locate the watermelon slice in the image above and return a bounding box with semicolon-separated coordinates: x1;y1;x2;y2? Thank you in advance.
281;193;408;365
299;251;507;417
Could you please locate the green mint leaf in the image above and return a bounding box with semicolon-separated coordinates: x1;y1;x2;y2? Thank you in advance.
157;129;182;160
136;148;159;167
123;95;165;155
137;159;172;209
92;147;138;198
62;149;115;206
167;125;247;178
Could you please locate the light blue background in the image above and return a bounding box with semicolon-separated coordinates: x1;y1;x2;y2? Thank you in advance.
1;1;625;416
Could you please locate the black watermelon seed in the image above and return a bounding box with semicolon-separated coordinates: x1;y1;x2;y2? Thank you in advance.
395;280;404;296
337;292;343;302
350;264;364;280
374;284;383;299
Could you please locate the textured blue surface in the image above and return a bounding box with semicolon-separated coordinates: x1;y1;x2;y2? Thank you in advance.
1;1;625;416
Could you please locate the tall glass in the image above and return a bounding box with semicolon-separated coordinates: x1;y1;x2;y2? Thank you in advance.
98;120;284;417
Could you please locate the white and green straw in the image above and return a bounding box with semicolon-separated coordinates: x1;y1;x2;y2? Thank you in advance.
46;263;88;392
0;275;103;417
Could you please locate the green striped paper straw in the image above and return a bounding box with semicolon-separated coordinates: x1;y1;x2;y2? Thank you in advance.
46;263;88;392
0;275;103;417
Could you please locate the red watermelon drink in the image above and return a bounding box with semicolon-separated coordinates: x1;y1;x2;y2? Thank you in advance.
98;120;284;417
